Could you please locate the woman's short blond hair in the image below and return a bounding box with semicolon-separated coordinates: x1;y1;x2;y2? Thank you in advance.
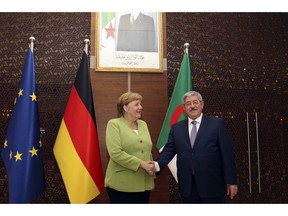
117;92;143;117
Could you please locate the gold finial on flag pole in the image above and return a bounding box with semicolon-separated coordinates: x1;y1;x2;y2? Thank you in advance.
184;43;190;54
84;39;90;54
29;36;35;53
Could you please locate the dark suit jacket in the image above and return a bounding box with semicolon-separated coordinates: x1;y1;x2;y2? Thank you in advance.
156;115;238;198
117;13;156;52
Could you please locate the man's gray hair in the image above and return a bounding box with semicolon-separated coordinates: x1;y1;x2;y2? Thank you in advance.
182;91;203;104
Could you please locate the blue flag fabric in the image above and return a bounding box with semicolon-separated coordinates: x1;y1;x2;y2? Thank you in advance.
1;48;45;203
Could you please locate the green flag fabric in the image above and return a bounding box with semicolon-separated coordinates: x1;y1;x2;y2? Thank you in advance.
156;52;193;182
100;12;116;51
156;52;193;150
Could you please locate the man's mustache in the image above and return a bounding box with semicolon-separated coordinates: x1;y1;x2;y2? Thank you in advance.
189;107;198;112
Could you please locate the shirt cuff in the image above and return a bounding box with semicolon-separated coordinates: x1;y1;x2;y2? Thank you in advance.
154;161;160;172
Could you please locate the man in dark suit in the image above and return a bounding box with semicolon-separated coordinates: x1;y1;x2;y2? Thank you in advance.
116;12;156;52
154;91;238;203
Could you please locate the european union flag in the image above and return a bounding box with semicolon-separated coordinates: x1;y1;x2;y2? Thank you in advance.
1;48;45;203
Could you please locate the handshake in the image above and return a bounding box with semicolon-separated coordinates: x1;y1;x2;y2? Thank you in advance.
140;161;157;176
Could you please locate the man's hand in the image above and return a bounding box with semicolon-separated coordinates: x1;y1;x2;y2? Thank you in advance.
227;185;238;199
140;161;156;176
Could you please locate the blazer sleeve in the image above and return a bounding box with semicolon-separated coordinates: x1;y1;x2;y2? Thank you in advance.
218;119;238;185
156;125;177;173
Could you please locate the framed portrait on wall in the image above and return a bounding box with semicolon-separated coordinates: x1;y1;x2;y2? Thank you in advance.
95;12;163;72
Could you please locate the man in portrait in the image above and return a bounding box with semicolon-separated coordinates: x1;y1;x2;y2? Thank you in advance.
116;12;157;52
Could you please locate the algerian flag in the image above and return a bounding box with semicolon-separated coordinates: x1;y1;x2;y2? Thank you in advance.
156;51;193;182
100;12;116;50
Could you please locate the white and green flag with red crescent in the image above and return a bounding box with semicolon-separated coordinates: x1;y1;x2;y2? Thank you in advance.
100;12;116;50
156;52;193;181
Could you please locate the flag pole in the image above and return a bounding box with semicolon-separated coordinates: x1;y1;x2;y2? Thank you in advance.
84;39;90;54
29;36;35;53
156;42;193;183
184;42;190;54
1;35;46;203
54;37;105;203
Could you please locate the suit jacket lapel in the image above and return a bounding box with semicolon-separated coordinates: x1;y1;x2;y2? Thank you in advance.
180;119;192;150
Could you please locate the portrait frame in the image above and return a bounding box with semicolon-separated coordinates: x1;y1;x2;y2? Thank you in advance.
95;12;163;72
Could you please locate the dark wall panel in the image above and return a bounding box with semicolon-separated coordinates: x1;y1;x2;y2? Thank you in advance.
166;12;288;203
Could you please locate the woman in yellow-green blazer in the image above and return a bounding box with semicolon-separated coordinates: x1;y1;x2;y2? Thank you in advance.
104;92;155;203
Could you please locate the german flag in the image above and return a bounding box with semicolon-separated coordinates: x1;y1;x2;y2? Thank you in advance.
53;51;104;203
